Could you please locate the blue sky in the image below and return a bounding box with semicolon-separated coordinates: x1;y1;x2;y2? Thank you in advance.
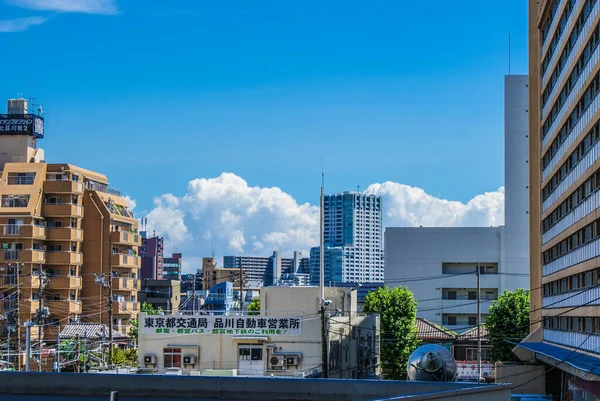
0;0;527;212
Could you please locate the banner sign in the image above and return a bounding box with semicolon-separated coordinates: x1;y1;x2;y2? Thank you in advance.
141;315;302;336
0;115;44;138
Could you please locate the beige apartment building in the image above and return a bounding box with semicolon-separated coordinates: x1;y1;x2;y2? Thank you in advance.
520;0;600;396
0;99;140;366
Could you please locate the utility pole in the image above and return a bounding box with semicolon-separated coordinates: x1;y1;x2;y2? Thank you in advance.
24;321;33;372
319;164;328;379
15;263;21;370
36;263;48;372
192;273;196;314
94;272;113;366
239;263;244;312
476;262;482;382
56;323;61;372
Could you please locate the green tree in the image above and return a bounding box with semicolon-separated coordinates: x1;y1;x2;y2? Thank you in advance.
247;298;260;315
486;288;530;362
362;286;419;380
129;302;163;343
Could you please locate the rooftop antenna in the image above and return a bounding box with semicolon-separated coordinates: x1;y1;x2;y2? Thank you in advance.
357;185;360;193
211;241;216;259
508;30;511;76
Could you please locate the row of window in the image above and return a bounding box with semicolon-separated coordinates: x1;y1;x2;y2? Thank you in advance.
543;268;599;296
541;63;600;170
543;116;600;201
544;315;600;333
1;194;30;208
6;172;35;185
542;215;600;264
542;0;596;112
542;167;600;233
542;1;563;44
542;0;577;78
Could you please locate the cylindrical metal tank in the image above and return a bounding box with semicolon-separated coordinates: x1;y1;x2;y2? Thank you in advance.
406;344;458;382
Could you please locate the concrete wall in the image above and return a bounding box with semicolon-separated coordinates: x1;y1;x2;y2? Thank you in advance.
495;363;545;394
503;75;530;293
0;372;512;401
385;227;505;331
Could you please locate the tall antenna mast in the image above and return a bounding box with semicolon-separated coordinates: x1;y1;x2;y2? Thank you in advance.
508;30;511;75
320;160;325;304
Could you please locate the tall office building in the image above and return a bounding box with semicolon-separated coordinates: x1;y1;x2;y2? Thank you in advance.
522;0;600;392
0;99;140;364
310;192;383;285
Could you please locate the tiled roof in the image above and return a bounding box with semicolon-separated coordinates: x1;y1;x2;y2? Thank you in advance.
416;318;457;341
60;323;129;340
457;325;489;341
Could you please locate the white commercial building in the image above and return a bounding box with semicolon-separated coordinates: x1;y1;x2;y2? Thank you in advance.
138;287;379;378
384;76;530;332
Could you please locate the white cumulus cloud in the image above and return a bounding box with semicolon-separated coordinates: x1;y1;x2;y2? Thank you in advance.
142;173;505;273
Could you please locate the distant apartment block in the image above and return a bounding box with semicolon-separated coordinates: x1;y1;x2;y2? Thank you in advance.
139;233;164;280
163;252;182;281
223;251;309;286
310;192;384;285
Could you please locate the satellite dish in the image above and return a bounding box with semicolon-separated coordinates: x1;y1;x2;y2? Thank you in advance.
407;344;458;382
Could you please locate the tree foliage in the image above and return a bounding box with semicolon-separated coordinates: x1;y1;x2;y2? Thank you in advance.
247;298;260;315
486;288;530;362
112;347;138;367
362;286;419;380
129;302;163;343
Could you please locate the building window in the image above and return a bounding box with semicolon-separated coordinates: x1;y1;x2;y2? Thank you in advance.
7;172;35;185
1;195;30;208
163;348;181;368
447;316;457;325
468;316;477;326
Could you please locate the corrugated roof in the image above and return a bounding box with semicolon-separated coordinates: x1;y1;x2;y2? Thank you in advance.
60;323;128;340
416;318;457;341
457;325;489;341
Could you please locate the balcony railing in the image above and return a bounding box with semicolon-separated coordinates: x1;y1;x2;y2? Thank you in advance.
111;277;140;291
41;203;83;217
47;227;83;241
543;286;600;308
43;180;84;194
0;249;45;263
47;300;82;314
45;251;83;265
0;224;45;238
544;329;600;355
47;276;82;289
112;301;138;315
110;230;141;246
111;253;140;268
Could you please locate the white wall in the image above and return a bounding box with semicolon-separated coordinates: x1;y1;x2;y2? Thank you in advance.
384;227;504;332
503;75;530;292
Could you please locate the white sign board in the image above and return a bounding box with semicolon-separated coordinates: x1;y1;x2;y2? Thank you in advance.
140;315;302;336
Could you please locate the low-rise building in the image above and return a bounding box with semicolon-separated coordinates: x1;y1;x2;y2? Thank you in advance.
139;279;181;312
137;286;380;378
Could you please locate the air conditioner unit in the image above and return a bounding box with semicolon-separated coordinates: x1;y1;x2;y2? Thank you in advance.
183;355;196;365
269;355;285;370
286;356;300;366
144;355;156;365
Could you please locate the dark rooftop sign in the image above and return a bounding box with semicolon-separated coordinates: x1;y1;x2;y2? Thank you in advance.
0;114;44;138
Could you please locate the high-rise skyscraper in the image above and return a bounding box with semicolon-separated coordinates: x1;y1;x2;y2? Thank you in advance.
310;192;383;285
523;0;600;390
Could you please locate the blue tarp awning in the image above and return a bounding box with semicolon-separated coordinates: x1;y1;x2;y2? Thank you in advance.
513;342;600;376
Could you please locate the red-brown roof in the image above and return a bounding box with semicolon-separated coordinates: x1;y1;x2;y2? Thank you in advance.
416;318;457;341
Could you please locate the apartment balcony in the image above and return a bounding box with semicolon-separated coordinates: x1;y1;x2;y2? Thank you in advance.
112;300;138;315
47;275;82;290
441;300;479;315
42;203;83;217
47;300;82;314
111;254;140;268
0;249;45;264
111;277;140;291
0;224;46;239
110;230;141;246
47;227;83;241
45;251;83;265
43;180;84;194
544;329;600;355
19;300;39;314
